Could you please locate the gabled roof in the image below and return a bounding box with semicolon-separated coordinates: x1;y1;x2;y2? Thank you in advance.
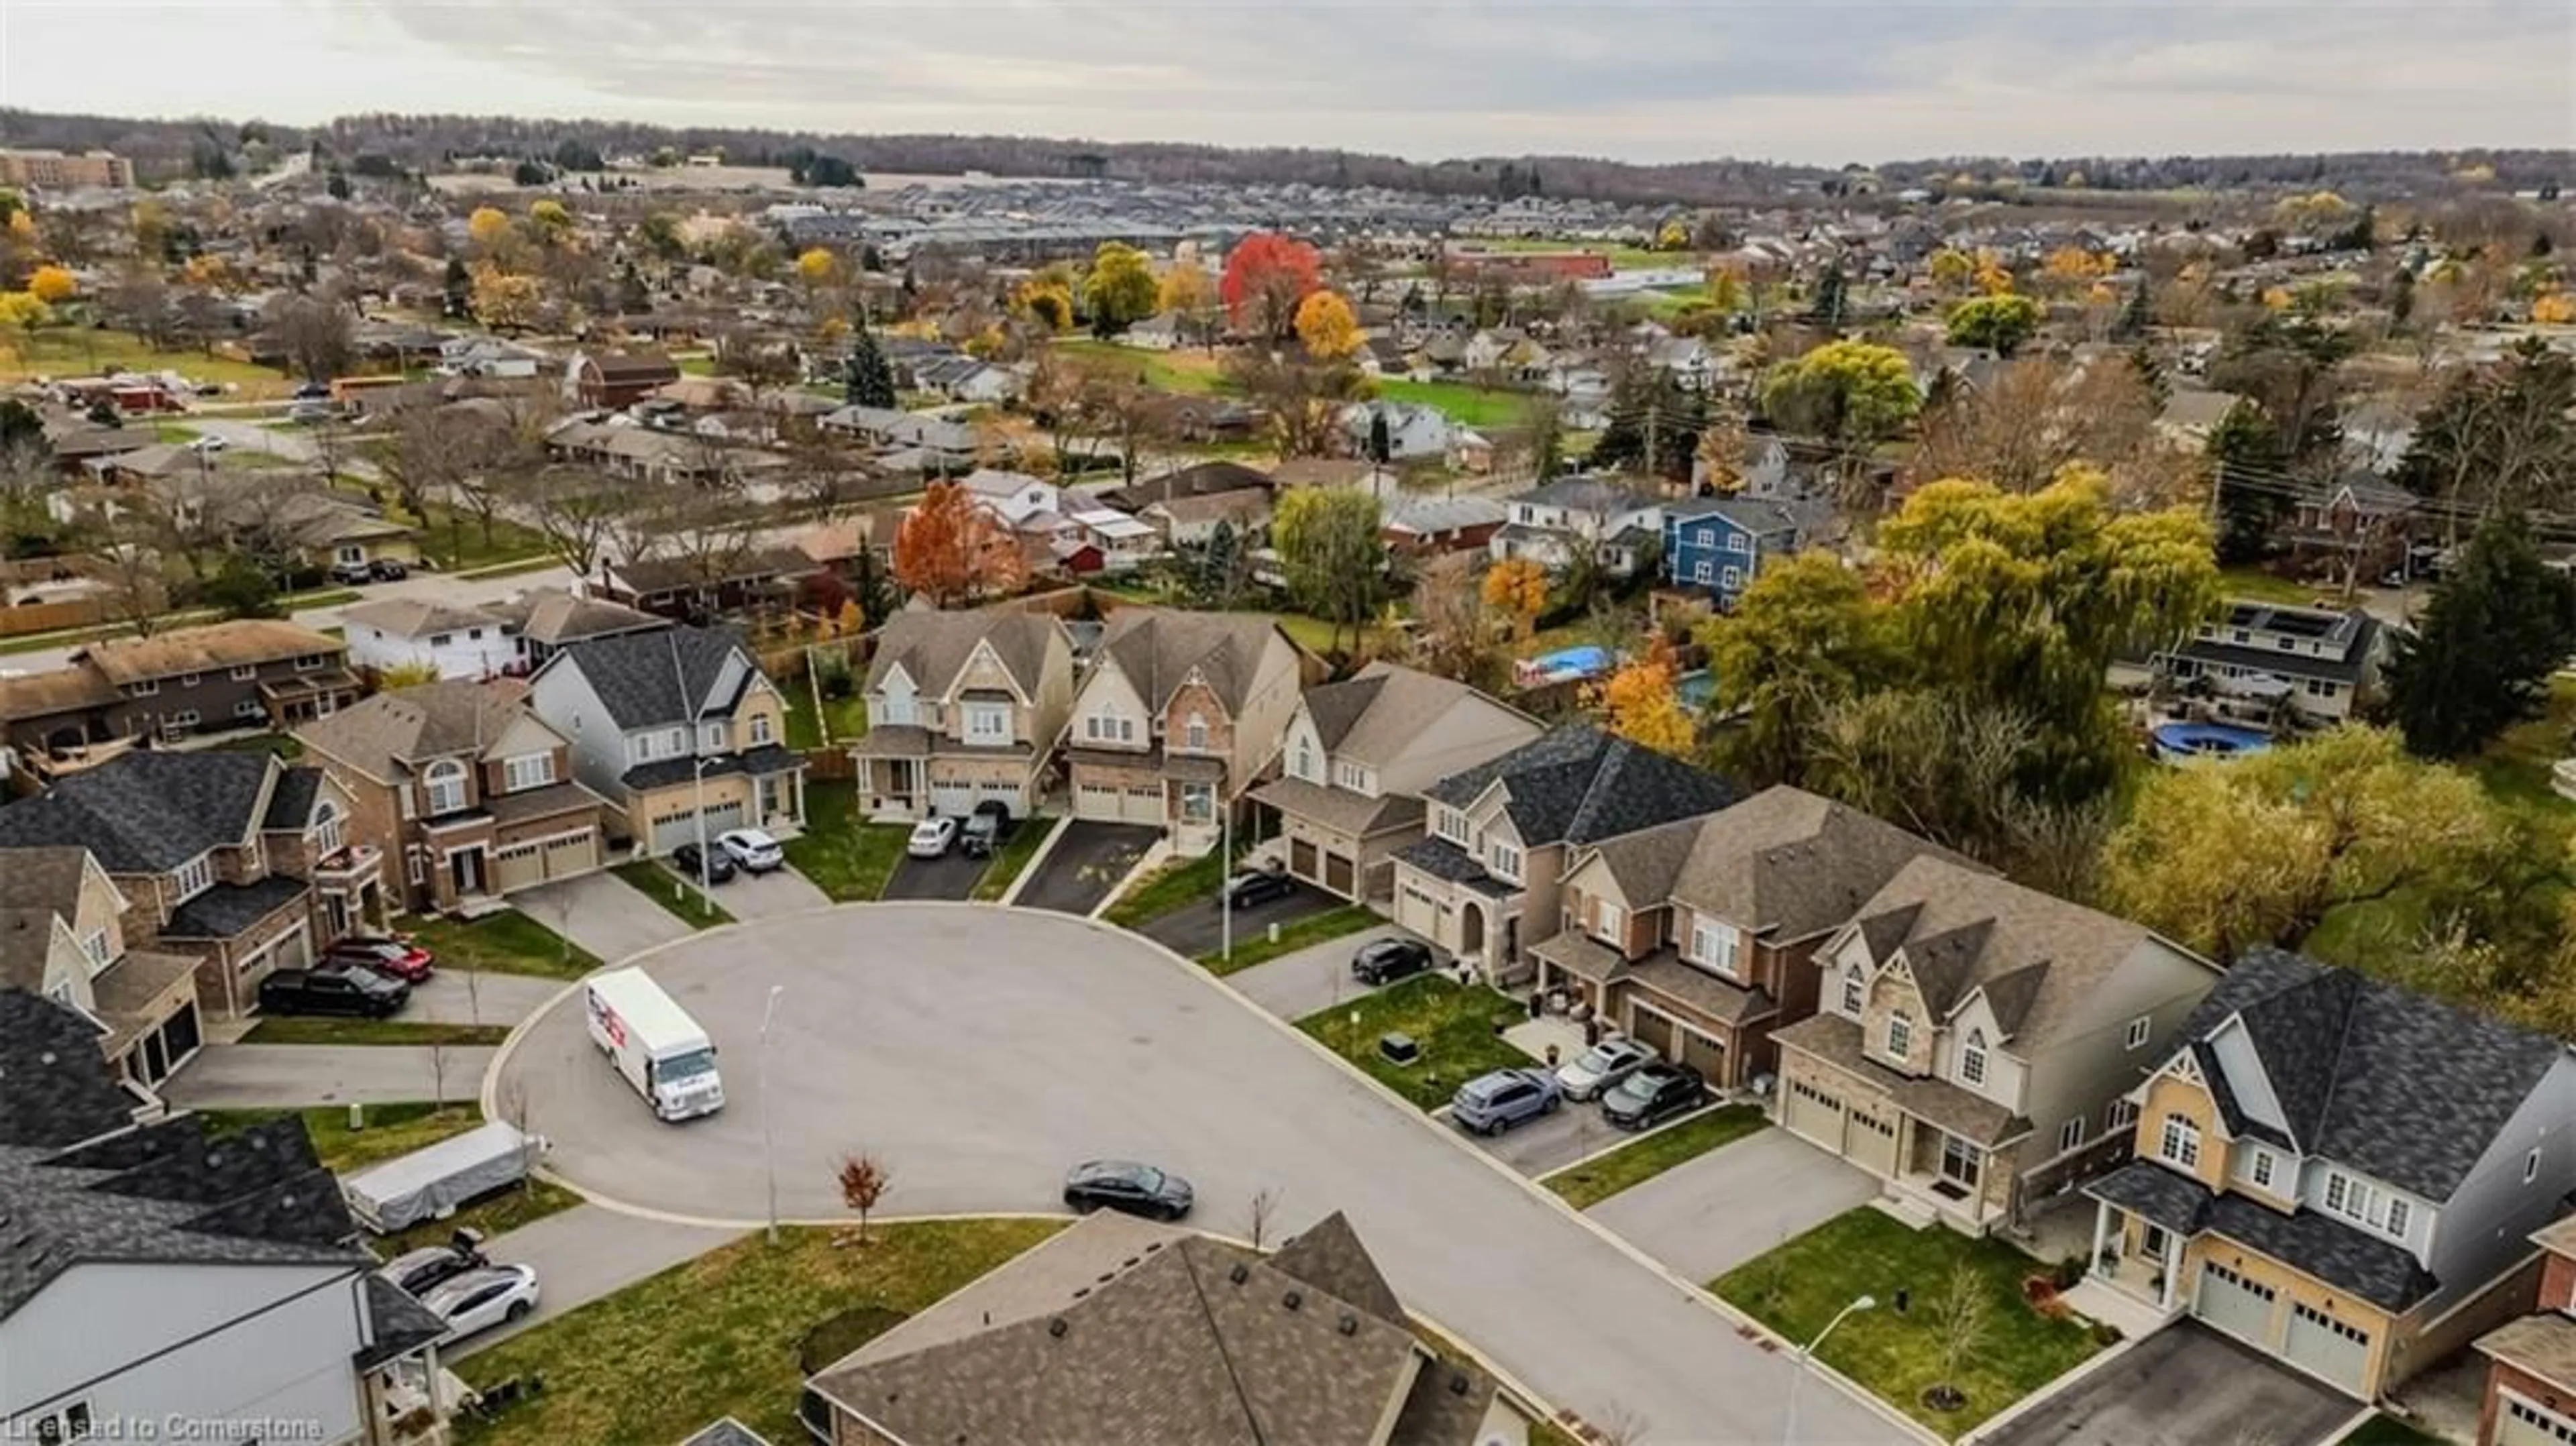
1425;724;1740;850
1509;475;1658;514
297;679;539;781
492;587;667;647
1663;785;1968;942
1095;608;1291;716
549;625;758;730
1299;663;1523;770
2177;949;2569;1202
864;608;1065;701
337;597;506;640
78;618;342;685
0;750;286;873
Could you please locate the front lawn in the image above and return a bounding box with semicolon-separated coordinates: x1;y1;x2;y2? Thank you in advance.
2218;565;2334;606
454;1219;1062;1446
1199;905;1379;975
0;327;295;393
782;687;869;750
612;861;735;928
1294;975;1530;1111
1712;1207;2104;1439
2339;1416;2447;1446
244;1018;513;1048
1371;377;1536;430
780;779;908;902
405;910;602;981
968;816;1058;902
1542;1106;1768;1210
1102;848;1228;927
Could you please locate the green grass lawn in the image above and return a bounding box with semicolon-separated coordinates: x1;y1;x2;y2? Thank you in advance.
1542;1106;1768;1210
244;1018;513;1048
455;1219;1062;1446
612;860;735;928
1199;905;1379;975
1713;1207;2103;1438
1295;975;1531;1111
968;816;1059;902
411;504;554;573
1102;849;1229;927
2218;565;2334;606
783;687;869;750
405;910;602;981
0;327;294;392
2338;1415;2447;1446
1054;337;1235;396
780;779;909;902
1371;377;1535;430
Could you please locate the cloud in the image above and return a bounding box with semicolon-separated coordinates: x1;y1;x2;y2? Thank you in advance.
3;0;2567;164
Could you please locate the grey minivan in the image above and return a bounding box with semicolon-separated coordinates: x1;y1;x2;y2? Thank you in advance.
1450;1068;1562;1136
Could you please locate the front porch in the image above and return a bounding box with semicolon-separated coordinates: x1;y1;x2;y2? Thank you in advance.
1774;1013;2026;1237
314;841;394;938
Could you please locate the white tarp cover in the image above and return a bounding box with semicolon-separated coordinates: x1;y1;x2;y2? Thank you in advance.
343;1121;539;1234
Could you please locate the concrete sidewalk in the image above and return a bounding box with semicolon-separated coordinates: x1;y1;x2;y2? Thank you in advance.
450;1203;743;1357
164;1044;496;1109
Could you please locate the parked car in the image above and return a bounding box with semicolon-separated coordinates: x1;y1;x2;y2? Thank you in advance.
1220;864;1295;909
908;815;959;858
1450;1068;1561;1136
1062;1159;1194;1220
1601;1062;1707;1131
186;433;227;454
419;1263;540;1341
376;1229;488;1296
959;800;1014;859
369;557;409;581
716;827;784;873
327;559;376;586
258;964;409;1019
670;842;737;884
1554;1038;1654;1102
325;936;437;983
1350;938;1434;986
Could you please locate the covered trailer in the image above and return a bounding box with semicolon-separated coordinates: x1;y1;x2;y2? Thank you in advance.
342;1120;543;1235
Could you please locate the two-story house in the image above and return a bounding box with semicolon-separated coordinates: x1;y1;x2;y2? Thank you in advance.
341;598;522;682
849;608;1077;822
528;624;806;856
2087;949;2576;1401
1063;608;1309;855
1530;785;1965;1091
2153;600;2386;733
0;991;457;1446
1387;726;1741;987
0;620;359;762
299;679;610;913
1488;476;1664;579
2475;1217;2576;1446
1339;400;1456;461
0;846;204;1090
1774;854;2222;1235
0;750;376;1017
1247;663;1540;904
1661;496;1833;608
492;586;669;671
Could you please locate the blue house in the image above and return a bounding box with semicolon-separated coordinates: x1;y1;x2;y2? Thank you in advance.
1662;496;1831;607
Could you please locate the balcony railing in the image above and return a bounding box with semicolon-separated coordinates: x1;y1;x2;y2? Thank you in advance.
313;844;383;887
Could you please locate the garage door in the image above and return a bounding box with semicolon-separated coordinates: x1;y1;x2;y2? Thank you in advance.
1676;1026;1726;1087
2283;1302;2371;1396
1848;1106;1901;1176
1783;1074;1845;1151
651;799;745;854
1289;837;1318;882
491;840;546;894
1075;781;1124;822
1397;881;1443;942
1121;785;1163;824
541;830;598;879
2194;1261;2279;1346
1629;1007;1676;1058
2501;1393;2576;1446
1324;852;1355;897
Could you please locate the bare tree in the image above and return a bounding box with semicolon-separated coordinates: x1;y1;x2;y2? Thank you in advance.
265;292;356;384
1245;1187;1283;1252
425;1031;451;1111
1925;1262;1990;1414
515;464;632;577
494;1074;539;1195
91;523;171;637
837;1152;891;1245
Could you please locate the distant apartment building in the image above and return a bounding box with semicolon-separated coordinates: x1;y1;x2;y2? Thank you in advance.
0;148;135;189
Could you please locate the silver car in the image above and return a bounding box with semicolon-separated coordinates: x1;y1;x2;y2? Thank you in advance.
1554;1038;1653;1101
419;1263;540;1341
717;827;784;873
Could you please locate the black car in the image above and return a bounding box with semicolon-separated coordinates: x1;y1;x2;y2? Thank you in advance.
369;557;409;581
671;842;737;884
1062;1159;1194;1221
377;1229;488;1295
1351;937;1434;985
258;964;409;1019
1601;1062;1707;1131
959;800;1014;859
1220;866;1295;909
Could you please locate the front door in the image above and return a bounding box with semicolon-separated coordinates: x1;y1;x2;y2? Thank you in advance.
450;847;486;897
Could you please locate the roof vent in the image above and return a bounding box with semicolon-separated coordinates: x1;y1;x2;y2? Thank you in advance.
1072;1287;1090;1299
1144;1240;1165;1253
1048;1317;1069;1339
1449;1372;1472;1396
1096;1272;1114;1284
1337;1314;1358;1336
1282;1290;1303;1311
1228;1262;1249;1285
1122;1255;1140;1268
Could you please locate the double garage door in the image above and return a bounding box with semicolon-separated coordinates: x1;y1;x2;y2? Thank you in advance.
929;778;1022;819
1288;838;1356;897
2192;1262;2371;1396
491;829;602;895
1075;779;1163;825
2500;1394;2576;1446
1780;1070;1902;1177
1629;1003;1728;1086
651;801;744;854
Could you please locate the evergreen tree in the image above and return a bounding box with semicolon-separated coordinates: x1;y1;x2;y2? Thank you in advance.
845;326;898;408
1368;410;1391;465
441;258;472;320
2384;510;2576;758
1806;262;1848;329
1591;370;1705;485
2115;280;2152;341
2388;268;2415;329
1197;520;1242;606
2206;399;2292;565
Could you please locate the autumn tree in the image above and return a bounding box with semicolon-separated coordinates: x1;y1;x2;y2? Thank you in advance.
1226;350;1364;459
466;205;513;251
1480;556;1550;641
1943;293;2042;356
1760;339;1921;454
468;264;541;334
25;264;75;305
1407;552;1509;693
796;246;839;286
1157;264;1220;345
1082;241;1159;335
526;199;573;245
1915;356;2179;505
1012;276;1074;331
1595;643;1695;757
1221;232;1323;341
1294;290;1361;359
837;1153;891;1246
513;465;630;577
265;292;354;384
2396;337;2576;524
1272;486;1388;659
1702;552;1893;787
892;480;1022;607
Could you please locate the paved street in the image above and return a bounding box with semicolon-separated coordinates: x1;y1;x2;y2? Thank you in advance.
168;1044;495;1109
447;1204;744;1359
490;905;1903;1445
1013;822;1157;915
407;970;564;1026
1976;1323;2356;1446
1228;922;1417;1019
1581;1125;1878;1281
516;873;692;964
1139;876;1343;956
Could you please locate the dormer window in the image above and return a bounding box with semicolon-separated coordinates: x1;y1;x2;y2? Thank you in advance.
172;852;214;904
1334;760;1368;792
1294;738;1317;781
1434;808;1466;845
312;799;344;858
701;721;729;753
1185;712;1208;751
1487;842;1523;884
423;759;468;816
1840;964;1864;1015
504;753;556;792
1960;1029;1988;1087
1884;1010;1913;1060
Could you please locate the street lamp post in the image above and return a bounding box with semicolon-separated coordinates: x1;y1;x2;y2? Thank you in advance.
1782;1293;1876;1446
1219;791;1233;964
692;755;718;897
759;983;784;1245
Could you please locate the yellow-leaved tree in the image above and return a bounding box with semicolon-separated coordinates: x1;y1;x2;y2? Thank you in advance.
796;247;839;284
1293;290;1360;359
1594;638;1695;758
1479;557;1548;640
467;207;513;249
26;265;76;304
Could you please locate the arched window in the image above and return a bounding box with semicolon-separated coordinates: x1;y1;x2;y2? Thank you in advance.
1840;964;1864;1015
1960;1027;1988;1087
423;760;468;817
1185;712;1208;752
313;797;345;858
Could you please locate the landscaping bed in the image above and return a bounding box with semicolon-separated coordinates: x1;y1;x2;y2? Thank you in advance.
1541;1105;1768;1210
244;1018;512;1048
780;780;910;901
612;861;735;928
1198;905;1379;975
405;911;602;981
1294;975;1529;1111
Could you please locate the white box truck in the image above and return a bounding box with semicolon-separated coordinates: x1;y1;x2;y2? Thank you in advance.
585;968;724;1121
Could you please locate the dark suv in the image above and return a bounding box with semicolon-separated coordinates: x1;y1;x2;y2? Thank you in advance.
258;964;409;1018
1601;1062;1707;1131
959;800;1014;859
1351;938;1434;985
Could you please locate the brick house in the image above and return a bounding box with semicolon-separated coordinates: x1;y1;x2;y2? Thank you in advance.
2475;1218;2576;1445
299;679;610;914
849;608;1076;822
562;348;682;409
0;620;360;761
0;846;205;1091
1063;608;1310;854
1527;785;1966;1091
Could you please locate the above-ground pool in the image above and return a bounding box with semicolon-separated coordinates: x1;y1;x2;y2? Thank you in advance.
1515;645;1614;688
1676;670;1716;708
2150;721;2273;763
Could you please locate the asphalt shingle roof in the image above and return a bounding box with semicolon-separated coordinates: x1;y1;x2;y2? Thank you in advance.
162;875;310;941
1664;785;1968;943
297;679;535;782
0;751;276;873
1096;608;1292;717
1424;725;1741;849
0;989;132;1150
863;608;1065;700
621;742;805;794
555;625;757;730
2088;1158;2439;1312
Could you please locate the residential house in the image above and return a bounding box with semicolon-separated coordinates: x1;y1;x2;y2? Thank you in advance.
1774;855;2222;1235
1384;494;1509;557
299;679;609;913
437;335;544;378
0;992;456;1446
1489;476;1664;579
1141;488;1273;549
598;545;821;622
849;608;1077;822
2155;599;2385;732
1067;508;1164;571
528;624;806;855
1662;495;1833;608
489;586;668;670
0;847;203;1090
956;467;1063;529
1118;310;1183;350
341;598;521;681
1063;608;1308;853
801;1209;1532;1446
1248;664;1539;903
2287;473;2418;581
1095;460;1275;516
2474;1217;2576;1445
1389;725;1741;986
0;750;381;1017
0;620;358;761
1530;786;1964;1092
1340;400;1456;461
563;348;682;408
819;406;979;471
2157;388;2247;448
2088;950;2576;1400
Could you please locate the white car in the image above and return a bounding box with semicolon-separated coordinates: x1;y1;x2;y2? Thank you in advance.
1554;1038;1653;1102
184;433;227;453
907;816;959;858
419;1263;539;1341
717;827;784;873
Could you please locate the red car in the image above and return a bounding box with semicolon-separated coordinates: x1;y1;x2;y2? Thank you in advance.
325;936;437;983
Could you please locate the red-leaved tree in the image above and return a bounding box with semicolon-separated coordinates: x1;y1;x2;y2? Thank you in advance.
1221;233;1323;342
891;481;1025;607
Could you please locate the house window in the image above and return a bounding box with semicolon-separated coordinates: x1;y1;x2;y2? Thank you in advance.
313;800;344;858
179;671;200;687
233;699;265;718
701;721;729;753
423;759;468;816
1689;918;1741;977
1185;712;1209;751
129;678;158;697
2125;1015;2152;1050
1960;1029;1988;1086
81;929;110;970
172;852;214;904
1596;901;1624;945
2325;1170;2412;1240
2249;1149;2277;1190
407;847;426;887
1719;565;1741;590
2110;1098;2140;1132
749;712;774;746
2057;1117;2085;1154
2527;1149;2544;1184
163;709;200;730
1727;533;1750;553
1084;714;1135;744
1434;808;1466;844
1293;739;1318;781
1488;842;1522;883
1884;1010;1913;1059
2387;1198;2411;1237
504;753;555;792
1334;761;1368;791
2158;1115;2200;1170
965;704;1010;744
230;664;258;681
1841;965;1864;1015
1693;559;1713;584
294;653;327;671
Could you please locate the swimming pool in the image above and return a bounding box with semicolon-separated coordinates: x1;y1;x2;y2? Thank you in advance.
1515;645;1614;688
1677;670;1716;708
2150;721;2273;763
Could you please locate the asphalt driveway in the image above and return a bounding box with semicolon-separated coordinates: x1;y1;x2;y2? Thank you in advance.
1229;923;1415;1019
1473;1097;1686;1178
882;846;989;901
709;863;831;920
168;1044;496;1109
515;873;692;963
1581;1124;1878;1280
1139;877;1344;956
1977;1322;2357;1446
450;1205;742;1358
491;905;1903;1445
1012;822;1159;915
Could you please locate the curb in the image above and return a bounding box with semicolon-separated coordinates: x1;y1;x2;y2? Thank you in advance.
1527;1100;1737;1185
1954;1320;2162;1445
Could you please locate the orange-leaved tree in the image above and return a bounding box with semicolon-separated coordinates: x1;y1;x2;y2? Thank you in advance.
1594;636;1695;757
892;480;1024;608
26;264;76;305
1480;557;1549;640
1294;290;1361;359
1221;232;1321;341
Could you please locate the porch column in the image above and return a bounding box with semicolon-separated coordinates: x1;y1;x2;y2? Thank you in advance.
2090;1201;2111;1278
2158;1233;2180;1311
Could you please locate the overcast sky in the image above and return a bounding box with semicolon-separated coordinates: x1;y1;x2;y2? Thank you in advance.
5;1;2570;166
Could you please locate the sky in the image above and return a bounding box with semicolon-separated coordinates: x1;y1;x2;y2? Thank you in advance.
3;1;2571;166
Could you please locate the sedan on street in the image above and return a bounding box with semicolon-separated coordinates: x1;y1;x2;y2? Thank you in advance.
670;842;737;884
1350;938;1434;986
419;1264;540;1341
1554;1038;1654;1102
1062;1159;1195;1220
258;964;409;1019
717;828;785;873
908;816;959;858
1450;1068;1561;1136
325;936;437;984
1601;1062;1708;1131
